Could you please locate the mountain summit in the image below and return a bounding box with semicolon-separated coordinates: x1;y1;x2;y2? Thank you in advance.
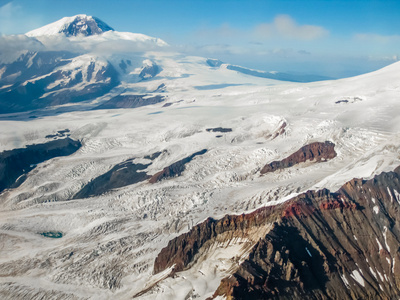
26;14;114;37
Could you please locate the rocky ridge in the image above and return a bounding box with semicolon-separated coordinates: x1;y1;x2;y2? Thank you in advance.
261;141;337;174
154;166;400;299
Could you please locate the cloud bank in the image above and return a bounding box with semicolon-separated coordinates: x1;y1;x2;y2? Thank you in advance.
195;15;329;42
254;15;329;41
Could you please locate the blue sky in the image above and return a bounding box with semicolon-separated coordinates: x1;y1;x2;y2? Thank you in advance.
1;0;399;78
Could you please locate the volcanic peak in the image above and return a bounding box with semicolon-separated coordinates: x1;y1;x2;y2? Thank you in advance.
26;14;114;37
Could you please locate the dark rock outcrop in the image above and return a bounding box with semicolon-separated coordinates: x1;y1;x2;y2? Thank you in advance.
154;83;166;93
45;129;70;139
73;159;150;199
139;63;159;80
261;141;336;174
149;149;207;184
154;166;400;300
144;151;165;161
206;127;232;133
0;138;81;193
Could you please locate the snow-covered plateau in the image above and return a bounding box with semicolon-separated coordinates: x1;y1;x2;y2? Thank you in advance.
1;15;400;300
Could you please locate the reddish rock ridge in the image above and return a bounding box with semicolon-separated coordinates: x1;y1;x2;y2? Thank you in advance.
154;189;358;275
154;166;400;299
261;141;336;174
153;204;280;274
149;149;207;183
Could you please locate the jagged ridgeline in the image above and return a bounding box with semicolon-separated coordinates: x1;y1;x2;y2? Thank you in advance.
155;166;400;300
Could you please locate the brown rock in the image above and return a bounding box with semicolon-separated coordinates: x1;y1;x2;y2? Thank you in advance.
154;166;400;299
261;141;336;174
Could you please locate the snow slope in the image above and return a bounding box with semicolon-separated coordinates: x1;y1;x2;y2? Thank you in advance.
0;59;400;299
0;16;400;300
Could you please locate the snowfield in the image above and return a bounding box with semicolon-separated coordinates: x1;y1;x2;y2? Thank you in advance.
1;16;400;299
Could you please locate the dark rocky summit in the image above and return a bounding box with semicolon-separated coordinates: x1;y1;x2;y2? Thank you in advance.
154;166;400;299
261;141;336;174
0;138;81;193
57;15;114;37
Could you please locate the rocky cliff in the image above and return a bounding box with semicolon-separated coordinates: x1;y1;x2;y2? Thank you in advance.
261;141;337;174
154;166;400;299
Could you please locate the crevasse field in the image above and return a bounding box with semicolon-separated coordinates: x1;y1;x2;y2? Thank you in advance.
1;15;400;300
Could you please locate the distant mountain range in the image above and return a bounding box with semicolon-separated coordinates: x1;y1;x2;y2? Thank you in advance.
0;15;329;114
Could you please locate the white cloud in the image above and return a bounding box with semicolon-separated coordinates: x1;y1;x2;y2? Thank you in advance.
0;34;44;62
193;15;328;43
254;15;328;41
354;33;400;44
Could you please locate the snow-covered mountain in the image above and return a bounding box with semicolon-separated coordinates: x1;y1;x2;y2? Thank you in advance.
1;15;400;300
1;15;328;114
26;14;114;37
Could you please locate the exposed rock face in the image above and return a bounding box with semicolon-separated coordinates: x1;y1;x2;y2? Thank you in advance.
139;63;159;80
154;166;400;299
144;151;165;161
153;205;279;274
149;149;207;184
25;15;114;37
0;138;81;193
73;159;150;199
60;15;114;37
0;51;74;86
261;141;336;174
